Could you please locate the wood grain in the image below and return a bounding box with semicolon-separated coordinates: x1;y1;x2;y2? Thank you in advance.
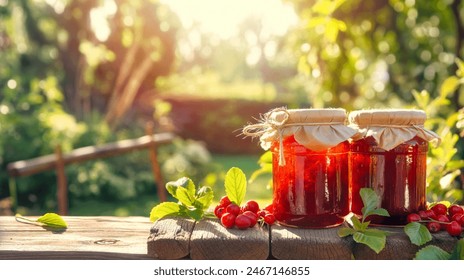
147;217;195;259
189;219;269;260
0;216;152;260
271;224;353;260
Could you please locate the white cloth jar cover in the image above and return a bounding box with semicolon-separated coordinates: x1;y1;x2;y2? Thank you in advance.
348;109;441;151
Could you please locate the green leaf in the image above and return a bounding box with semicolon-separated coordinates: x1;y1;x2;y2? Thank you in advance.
350;215;363;230
224;167;247;205
149;202;181;222
449;239;464;260
186;206;204;221
37;213;67;229
195;186;214;210
368;208;390;218
440;76;460;98
166;177;196;200
312;0;346;15
175;187;195;206
353;229;387;254
338;227;356;237
414;245;451;260
360;188;386;219
404;222;433;246
166;177;196;206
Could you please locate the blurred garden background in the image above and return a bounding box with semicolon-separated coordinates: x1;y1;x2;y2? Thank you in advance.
1;0;464;216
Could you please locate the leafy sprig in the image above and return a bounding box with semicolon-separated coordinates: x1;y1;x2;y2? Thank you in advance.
149;177;214;222
15;213;68;230
338;188;390;254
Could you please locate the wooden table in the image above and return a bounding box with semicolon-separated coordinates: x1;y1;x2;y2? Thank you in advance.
0;216;459;260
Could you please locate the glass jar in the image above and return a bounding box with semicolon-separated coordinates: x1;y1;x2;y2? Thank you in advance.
348;109;440;225
243;108;357;228
271;136;350;228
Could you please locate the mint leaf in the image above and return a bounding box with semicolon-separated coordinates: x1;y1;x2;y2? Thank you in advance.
404;222;432;246
224;167;247;205
353;228;387;254
414;245;451;260
449;239;464;260
368;208;390;217
149;202;182;222
37;213;67;229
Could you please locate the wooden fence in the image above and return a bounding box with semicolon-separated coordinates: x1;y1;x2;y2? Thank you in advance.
6;126;175;215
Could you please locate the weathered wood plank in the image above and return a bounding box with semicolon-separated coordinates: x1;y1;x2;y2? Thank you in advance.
271;224;353;260
0;216;152;260
147;217;195;259
352;227;459;260
189;219;269;260
7;132;175;177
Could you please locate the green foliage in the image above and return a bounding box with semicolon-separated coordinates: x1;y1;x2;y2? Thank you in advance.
338;188;390;254
412;62;464;203
150;177;214;222
403;222;432;246
224;167;247;206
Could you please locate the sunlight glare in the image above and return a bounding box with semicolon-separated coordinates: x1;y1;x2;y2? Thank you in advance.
161;0;298;39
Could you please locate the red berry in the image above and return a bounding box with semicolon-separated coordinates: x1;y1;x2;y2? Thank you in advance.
451;213;464;225
425;209;437;220
226;203;241;216
431;203;447;216
220;213;236;228
214;205;225;218
437;214;450;230
235;214;252;230
263;213;276;225
427;222;441;233
242;200;260;214
418;210;429;220
446;221;462;237
257;210;268;218
219;196;231;207
242;211;258;227
407;213;421;223
448;205;464;217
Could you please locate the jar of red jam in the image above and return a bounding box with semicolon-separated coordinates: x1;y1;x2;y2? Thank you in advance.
348;109;440;225
243;108;357;228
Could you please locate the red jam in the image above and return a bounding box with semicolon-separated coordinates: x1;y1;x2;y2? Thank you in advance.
349;136;428;225
271;135;350;228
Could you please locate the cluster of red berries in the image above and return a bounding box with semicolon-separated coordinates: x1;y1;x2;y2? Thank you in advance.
214;196;276;230
407;203;464;237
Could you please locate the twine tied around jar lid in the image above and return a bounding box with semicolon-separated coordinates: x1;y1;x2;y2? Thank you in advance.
348;109;441;150
242;107;357;166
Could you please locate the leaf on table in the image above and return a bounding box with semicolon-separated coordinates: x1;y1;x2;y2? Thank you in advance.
37;213;68;229
353;229;387;254
449;239;464;260
224;167;247;206
338;227;356;237
149;202;181;222
414;245;451;260
404;222;432;246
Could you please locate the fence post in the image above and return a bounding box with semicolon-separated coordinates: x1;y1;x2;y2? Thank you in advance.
145;122;167;202
55;145;68;215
